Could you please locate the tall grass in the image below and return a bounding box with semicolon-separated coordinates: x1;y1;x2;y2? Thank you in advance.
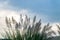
57;24;60;35
1;14;53;40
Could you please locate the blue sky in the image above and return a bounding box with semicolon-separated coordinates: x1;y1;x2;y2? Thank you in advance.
0;0;60;23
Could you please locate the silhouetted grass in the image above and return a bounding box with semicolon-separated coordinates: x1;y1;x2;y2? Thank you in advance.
1;14;53;40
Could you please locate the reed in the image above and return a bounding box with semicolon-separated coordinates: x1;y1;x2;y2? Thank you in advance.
1;14;53;40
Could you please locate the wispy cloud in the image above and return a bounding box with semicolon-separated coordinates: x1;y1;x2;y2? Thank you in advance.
0;0;9;8
0;0;57;27
0;0;49;22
